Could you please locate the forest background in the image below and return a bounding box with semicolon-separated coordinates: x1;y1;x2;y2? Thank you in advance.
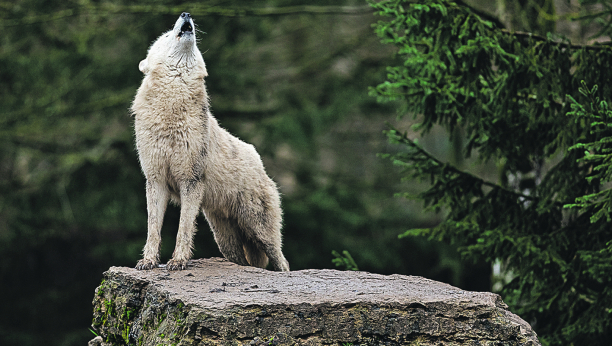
0;0;607;345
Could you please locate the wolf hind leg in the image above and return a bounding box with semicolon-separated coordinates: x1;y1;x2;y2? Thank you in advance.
243;240;269;269
237;197;290;271
240;235;289;271
203;210;250;266
260;241;290;271
241;217;289;271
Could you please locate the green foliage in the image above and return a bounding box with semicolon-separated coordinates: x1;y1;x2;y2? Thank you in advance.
370;0;612;344
331;250;359;271
565;82;612;223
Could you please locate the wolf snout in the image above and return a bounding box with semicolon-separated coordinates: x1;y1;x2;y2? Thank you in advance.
179;12;193;37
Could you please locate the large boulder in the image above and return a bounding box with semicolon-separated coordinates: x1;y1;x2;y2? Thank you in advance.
90;257;539;345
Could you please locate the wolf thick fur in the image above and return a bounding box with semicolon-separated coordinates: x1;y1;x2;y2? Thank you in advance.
131;13;289;271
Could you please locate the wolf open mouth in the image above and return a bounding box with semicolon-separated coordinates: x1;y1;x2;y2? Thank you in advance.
178;21;193;37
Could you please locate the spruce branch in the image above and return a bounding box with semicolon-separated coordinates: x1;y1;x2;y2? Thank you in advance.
387;126;540;203
372;1;612;342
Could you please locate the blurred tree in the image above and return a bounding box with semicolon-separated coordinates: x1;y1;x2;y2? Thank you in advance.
496;0;556;34
369;0;612;344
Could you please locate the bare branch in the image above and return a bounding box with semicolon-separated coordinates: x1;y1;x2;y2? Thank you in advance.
392;128;552;204
0;4;373;27
503;29;612;50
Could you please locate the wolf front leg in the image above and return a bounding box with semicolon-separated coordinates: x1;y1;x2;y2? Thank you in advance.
136;180;170;270
166;181;205;270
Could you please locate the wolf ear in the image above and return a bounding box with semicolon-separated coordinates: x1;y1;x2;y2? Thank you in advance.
139;59;149;74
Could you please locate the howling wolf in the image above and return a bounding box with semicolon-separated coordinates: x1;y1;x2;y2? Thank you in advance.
131;12;289;271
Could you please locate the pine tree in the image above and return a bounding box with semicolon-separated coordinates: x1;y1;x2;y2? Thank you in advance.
369;0;612;344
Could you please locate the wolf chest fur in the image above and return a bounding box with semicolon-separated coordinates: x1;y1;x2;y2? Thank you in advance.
131;12;289;271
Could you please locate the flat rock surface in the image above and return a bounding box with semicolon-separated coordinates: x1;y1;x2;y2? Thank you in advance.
121;257;489;307
91;257;540;345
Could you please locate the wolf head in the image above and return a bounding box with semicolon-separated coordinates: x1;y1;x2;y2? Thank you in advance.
138;12;206;76
175;12;195;40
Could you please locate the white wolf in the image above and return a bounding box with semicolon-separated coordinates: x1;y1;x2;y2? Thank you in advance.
131;12;289;271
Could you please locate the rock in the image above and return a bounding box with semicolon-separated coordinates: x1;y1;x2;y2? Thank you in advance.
90;258;540;345
87;336;111;346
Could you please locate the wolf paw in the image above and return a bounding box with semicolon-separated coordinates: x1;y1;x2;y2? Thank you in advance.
135;258;158;270
166;258;189;271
